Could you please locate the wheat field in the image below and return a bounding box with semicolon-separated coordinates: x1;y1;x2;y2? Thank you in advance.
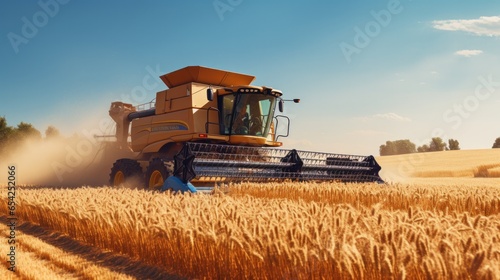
377;149;500;180
1;180;500;279
0;222;136;280
1;149;500;279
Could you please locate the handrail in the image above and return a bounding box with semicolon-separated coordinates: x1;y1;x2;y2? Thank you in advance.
274;115;290;141
136;101;156;111
205;107;220;133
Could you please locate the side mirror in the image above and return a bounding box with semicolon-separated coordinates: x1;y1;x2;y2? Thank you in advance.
279;99;284;113
207;88;214;101
293;99;300;103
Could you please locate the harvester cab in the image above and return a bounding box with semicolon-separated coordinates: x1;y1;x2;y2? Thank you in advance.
108;66;384;192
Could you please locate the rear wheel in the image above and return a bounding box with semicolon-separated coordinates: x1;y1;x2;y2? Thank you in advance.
145;158;170;190
109;159;143;187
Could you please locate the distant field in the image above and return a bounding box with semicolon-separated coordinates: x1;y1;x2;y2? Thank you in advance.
377;149;500;183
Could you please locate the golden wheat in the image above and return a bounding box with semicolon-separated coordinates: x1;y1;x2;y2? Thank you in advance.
376;149;500;180
1;182;499;279
0;222;134;280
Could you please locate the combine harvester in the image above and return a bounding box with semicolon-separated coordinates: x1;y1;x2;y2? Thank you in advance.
108;66;383;192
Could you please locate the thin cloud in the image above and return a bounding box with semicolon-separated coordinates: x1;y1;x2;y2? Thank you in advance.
455;49;483;57
433;16;500;36
357;113;411;122
374;113;411;122
350;130;389;136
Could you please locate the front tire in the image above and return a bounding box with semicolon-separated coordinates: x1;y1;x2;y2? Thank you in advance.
145;158;170;190
109;159;143;187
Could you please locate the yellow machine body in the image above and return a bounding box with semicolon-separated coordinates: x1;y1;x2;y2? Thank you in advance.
111;66;283;159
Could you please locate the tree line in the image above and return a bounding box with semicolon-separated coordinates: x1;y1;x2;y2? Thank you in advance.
380;137;500;156
0;116;59;155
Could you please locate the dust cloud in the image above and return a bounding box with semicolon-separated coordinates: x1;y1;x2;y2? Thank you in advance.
1;136;136;187
375;156;411;185
377;164;410;184
0;117;136;187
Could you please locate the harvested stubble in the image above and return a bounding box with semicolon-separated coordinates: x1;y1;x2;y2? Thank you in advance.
1;182;499;279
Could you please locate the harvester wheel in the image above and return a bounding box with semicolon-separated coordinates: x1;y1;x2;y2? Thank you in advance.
109;159;143;187
145;158;170;190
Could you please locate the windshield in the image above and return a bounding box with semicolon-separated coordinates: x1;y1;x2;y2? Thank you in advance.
219;93;276;137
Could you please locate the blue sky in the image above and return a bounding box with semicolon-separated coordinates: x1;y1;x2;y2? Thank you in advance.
1;0;500;155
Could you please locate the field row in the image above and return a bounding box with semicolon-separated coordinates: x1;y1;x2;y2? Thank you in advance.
228;181;500;216
0;220;136;280
1;182;499;279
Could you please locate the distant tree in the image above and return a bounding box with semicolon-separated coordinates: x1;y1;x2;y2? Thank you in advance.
379;139;417;156
0;118;44;156
380;141;395;156
0;117;13;144
0;117;14;154
429;137;447;152
448;139;460;150
13;122;41;141
417;137;448;153
417;144;429;153
493;137;500;148
45;125;60;139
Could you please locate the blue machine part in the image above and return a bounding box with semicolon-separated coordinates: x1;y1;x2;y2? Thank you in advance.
161;176;197;193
